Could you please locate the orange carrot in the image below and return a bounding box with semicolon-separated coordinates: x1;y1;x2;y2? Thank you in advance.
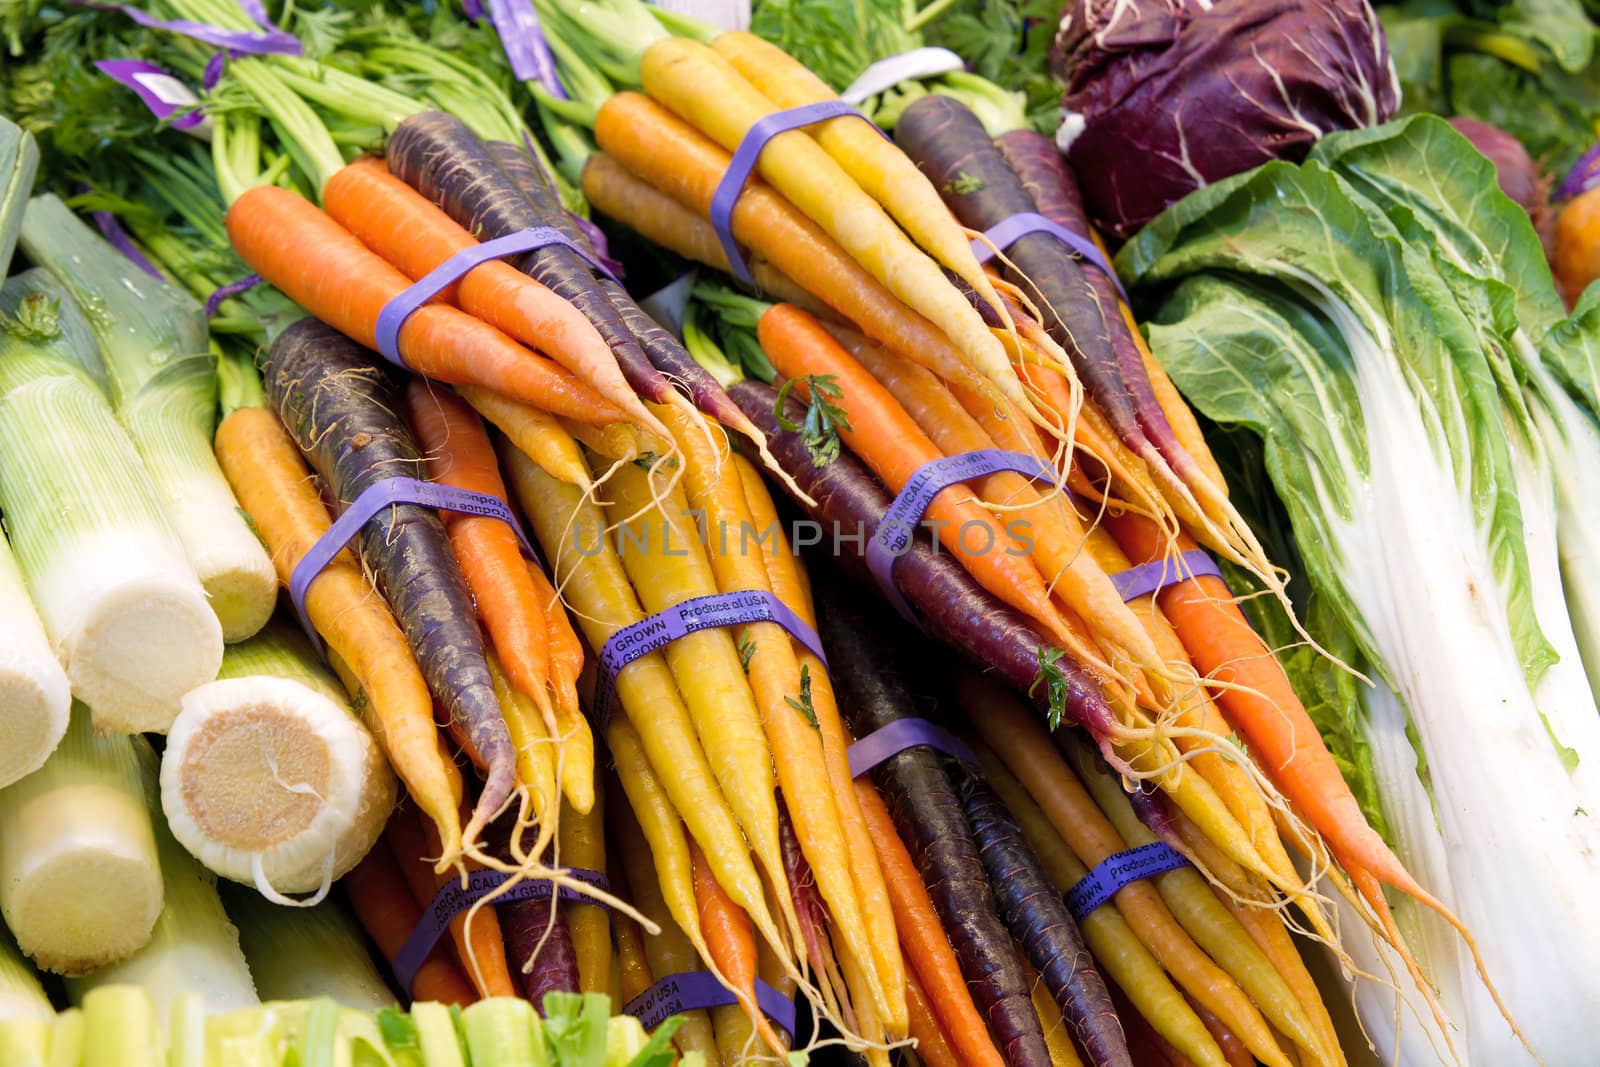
344;839;477;1006
225;185;629;425
758;304;1074;647
905;970;962;1067
688;838;785;1056
325;158;669;442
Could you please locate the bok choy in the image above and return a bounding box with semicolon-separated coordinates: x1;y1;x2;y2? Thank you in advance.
1120;120;1600;1063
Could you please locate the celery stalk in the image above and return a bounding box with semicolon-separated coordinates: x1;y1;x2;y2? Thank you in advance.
408;1002;469;1067
0;272;222;732
0;1017;47;1066
43;1008;82;1067
0;906;50;1021
18;194;275;642
81;986;160;1067
464;999;548;1067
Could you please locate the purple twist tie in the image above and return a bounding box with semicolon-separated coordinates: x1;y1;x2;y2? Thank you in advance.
374;227;615;367
865;449;1058;623
392;867;610;992
592;590;828;726
73;0;301;55
95;60;206;131
624;972;796;1038
203;273;262;317
971;213;1127;302
288;477;536;655
1558;142;1600;201
90;211;164;280
1109;548;1221;603
487;0;564;98
847;717;978;778
711;101;890;284
1064;842;1188;923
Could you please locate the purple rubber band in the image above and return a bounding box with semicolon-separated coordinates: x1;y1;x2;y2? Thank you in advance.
1109;548;1221;602
865;449;1057;622
486;0;564;98
90;211;164;280
710;101;890;284
203;273;262;317
72;0;301;54
392;867;610;992
970;212;1127;301
288;477;536;655
592;590;828;726
1559;142;1600;201
95;60;206;131
847;718;977;778
374;227;616;367
1064;842;1188;923
624;972;796;1038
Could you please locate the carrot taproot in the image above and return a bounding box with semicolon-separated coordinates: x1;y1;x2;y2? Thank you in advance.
963;679;1294;1067
1121;308;1227;494
486;654;559;830
214;406;463;867
609;774;723;1067
689;838;787;1056
344;839;476;1006
758;304;1075;648
1186;996;1253;1067
558;793;611;997
589;95;994;401
776;800;848;1027
637;38;1027;413
324;158;669;442
225;185;629;426
1017;953;1087;1067
905;970;962;1067
609;856;656;1004
501;447;778;965
458;385;591;491
600;459;800;967
976;743;1227;1067
662;405;891;1030
525;560;586;749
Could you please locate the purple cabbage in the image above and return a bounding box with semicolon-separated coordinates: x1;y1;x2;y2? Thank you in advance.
1051;0;1400;240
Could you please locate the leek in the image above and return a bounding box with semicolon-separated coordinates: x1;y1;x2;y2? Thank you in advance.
161;619;396;900
0;117;37;278
18;194;276;643
220;884;396;1010
0;272;222;733
0;523;69;788
0;703;163;975
0;923;50;1023
67;741;258;1026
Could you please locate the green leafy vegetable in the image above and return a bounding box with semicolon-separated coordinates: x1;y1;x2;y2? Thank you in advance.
774;373;852;468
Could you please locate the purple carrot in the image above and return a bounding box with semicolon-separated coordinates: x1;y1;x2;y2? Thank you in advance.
994;130;1195;483
483;815;582;1009
777;798;834;987
959;774;1131;1067
262;319;513;834
727;377;1122;747
815;574;1052;1067
893;96;1174;490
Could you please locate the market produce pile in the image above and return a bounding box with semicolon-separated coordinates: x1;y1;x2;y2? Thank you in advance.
1;0;1598;1065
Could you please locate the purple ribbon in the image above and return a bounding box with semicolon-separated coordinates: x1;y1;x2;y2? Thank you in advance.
374;227;616;367
1064;842;1189;923
392;867;610;992
486;0;564;98
1108;549;1221;602
623;972;796;1038
592;590;828;726
203;273;262;317
90;211;164;280
95;60;206;131
1559;142;1600;201
288;477;536;655
865;449;1057;622
710;101;890;285
970;212;1127;302
73;0;301;55
847;718;978;778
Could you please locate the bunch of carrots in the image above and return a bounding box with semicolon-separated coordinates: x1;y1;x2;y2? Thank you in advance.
33;3;1489;1063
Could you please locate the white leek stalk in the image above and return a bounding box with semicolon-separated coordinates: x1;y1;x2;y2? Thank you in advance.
0;924;50;1024
18;195;275;642
0;527;69;788
220;885;395;1010
160;620;395;899
0;275;221;732
67;741;257;1025
0;117;37;279
0;703;163;974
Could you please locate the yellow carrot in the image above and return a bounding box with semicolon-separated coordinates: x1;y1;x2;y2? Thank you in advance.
457;385;592;491
558;793;611;997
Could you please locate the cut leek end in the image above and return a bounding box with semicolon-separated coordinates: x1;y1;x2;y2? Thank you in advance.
199;561;278;645
0;997;51;1025
162;677;394;895
9;847;163;975
0;667;69;788
65;576;223;734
